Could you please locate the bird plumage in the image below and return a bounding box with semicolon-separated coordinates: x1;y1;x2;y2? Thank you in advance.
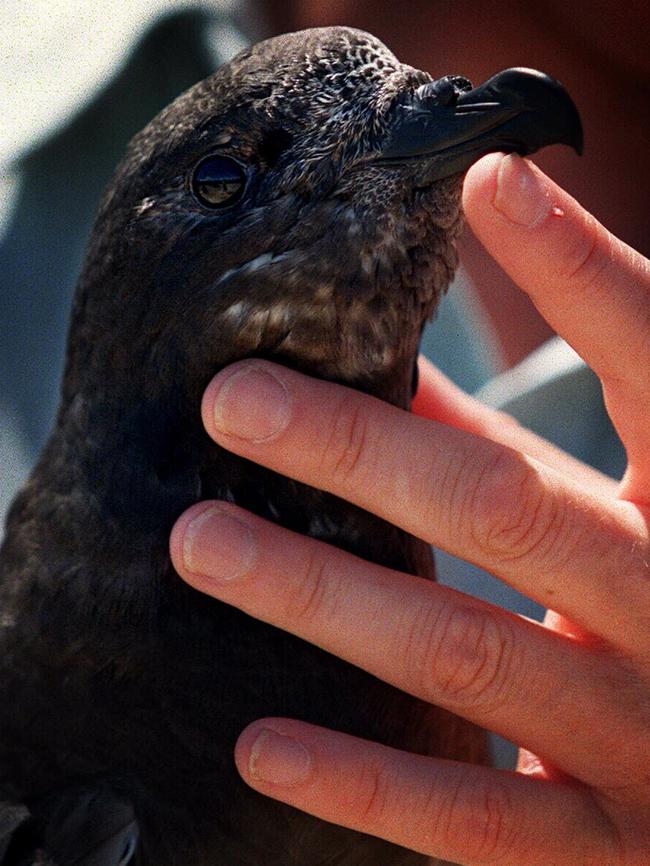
0;24;585;865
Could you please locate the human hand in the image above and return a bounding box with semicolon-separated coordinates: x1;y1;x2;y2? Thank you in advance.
170;153;650;865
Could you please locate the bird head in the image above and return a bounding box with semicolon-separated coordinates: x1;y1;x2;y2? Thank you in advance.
65;26;581;416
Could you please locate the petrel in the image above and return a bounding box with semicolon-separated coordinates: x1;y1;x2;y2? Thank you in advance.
0;27;581;866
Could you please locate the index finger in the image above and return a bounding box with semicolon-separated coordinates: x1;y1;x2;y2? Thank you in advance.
463;153;650;495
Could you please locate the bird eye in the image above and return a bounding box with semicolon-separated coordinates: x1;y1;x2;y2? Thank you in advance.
191;155;247;208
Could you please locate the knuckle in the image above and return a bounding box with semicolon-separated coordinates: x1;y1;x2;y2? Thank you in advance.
635;305;650;378
440;773;519;862
559;213;613;295
619;286;650;390
414;441;470;539
284;543;339;626
320;394;374;486
355;760;391;826
411;602;516;713
467;448;564;567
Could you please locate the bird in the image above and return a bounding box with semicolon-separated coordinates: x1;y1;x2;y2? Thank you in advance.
0;26;582;866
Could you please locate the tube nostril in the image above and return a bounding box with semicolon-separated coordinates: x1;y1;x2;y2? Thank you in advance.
435;79;459;106
449;75;473;94
416;75;473;107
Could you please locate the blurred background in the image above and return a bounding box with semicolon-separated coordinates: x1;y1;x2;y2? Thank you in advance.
1;0;645;763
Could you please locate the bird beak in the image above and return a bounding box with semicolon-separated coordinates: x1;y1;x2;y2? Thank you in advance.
377;67;583;179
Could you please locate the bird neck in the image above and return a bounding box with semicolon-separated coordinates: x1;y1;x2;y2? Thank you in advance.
35;343;415;565
35;384;199;544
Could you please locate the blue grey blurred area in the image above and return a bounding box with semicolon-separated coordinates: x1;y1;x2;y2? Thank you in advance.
1;4;256;524
420;267;500;394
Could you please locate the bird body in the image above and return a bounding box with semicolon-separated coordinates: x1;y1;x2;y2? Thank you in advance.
0;26;581;865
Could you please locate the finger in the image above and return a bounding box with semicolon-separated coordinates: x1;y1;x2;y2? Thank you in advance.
463;153;650;499
233;718;616;866
199;360;650;648
170;501;650;785
413;356;617;496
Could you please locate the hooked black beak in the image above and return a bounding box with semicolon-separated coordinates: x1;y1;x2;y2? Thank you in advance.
378;67;583;180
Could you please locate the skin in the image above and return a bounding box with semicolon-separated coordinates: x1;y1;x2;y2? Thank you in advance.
170;153;650;864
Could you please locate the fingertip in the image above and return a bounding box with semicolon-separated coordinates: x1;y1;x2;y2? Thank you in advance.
235;719;314;788
233;719;263;782
234;718;285;773
462;152;503;215
200;370;221;438
169;501;216;578
465;152;559;234
201;359;292;444
200;360;253;441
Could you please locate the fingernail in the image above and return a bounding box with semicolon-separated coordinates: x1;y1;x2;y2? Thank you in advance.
213;364;290;441
183;505;255;580
249;729;313;785
494;154;551;227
